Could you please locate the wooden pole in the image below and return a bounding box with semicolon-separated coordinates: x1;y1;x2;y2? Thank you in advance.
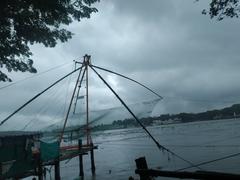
73;66;86;114
0;164;2;177
135;157;151;180
90;144;96;175
54;160;60;180
38;165;43;180
59;65;84;143
38;156;43;180
85;58;90;145
78;139;84;177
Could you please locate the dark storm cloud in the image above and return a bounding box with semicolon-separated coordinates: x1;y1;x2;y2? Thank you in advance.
111;0;175;20
1;0;240;130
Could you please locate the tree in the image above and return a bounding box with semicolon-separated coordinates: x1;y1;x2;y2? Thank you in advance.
0;0;99;82
201;0;240;20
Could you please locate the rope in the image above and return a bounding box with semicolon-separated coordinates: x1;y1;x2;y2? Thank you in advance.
21;77;70;131
92;64;163;99
74;62;163;100
90;65;202;171
0;62;72;90
177;152;240;171
60;63;75;125
0;66;83;127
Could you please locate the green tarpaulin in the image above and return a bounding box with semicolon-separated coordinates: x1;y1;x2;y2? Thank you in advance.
40;141;59;162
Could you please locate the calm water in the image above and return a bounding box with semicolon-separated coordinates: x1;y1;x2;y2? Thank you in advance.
35;119;240;179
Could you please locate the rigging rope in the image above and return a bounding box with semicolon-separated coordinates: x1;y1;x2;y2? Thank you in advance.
90;65;202;171
61;63;76;124
91;64;163;99
21;77;70;131
74;62;163;100
0;62;72;91
0;66;83;127
176;152;240;171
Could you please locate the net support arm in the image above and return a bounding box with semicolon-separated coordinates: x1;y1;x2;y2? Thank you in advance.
91;64;163;100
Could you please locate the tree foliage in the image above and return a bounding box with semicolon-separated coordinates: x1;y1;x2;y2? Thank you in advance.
1;0;239;82
0;0;99;82
201;0;240;20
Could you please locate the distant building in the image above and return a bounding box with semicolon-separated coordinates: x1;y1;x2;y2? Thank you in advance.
153;117;181;125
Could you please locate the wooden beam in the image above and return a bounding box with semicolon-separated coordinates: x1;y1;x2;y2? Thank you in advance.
135;169;240;180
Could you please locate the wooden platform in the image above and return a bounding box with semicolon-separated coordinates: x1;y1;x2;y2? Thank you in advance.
43;144;98;166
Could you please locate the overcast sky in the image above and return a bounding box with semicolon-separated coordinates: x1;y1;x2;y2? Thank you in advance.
1;0;240;130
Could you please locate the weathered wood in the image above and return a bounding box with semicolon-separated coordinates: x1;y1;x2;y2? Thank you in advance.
38;159;43;180
54;160;60;180
78;139;84;177
135;169;240;180
0;163;2;177
0;143;97;179
90;144;96;175
135;157;148;170
135;157;151;180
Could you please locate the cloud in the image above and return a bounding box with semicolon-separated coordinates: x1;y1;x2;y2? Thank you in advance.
1;0;240;130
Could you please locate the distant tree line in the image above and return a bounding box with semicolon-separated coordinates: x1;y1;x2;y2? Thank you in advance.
174;104;240;122
92;104;240;131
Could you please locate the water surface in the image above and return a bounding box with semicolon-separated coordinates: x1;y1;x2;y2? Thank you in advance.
39;119;240;179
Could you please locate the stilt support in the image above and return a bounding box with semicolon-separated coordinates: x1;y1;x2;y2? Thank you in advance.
79;139;84;177
54;160;60;180
38;160;43;180
135;157;151;180
90;144;96;175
